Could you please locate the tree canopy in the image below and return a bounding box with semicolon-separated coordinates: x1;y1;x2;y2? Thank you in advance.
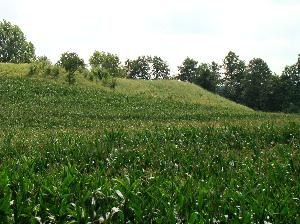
57;52;85;84
89;51;122;79
194;62;221;93
0;20;35;63
178;57;199;82
126;56;151;80
242;58;273;110
151;56;170;79
222;51;246;103
57;52;85;73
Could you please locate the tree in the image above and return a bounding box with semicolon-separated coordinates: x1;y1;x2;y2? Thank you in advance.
89;51;122;79
151;56;170;79
125;56;151;79
194;62;221;93
178;57;199;82
277;63;300;112
242;58;273;110
57;52;85;84
57;52;85;73
222;51;246;103
265;75;282;112
0;20;35;63
297;54;300;78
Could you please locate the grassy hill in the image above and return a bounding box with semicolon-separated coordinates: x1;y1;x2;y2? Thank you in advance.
0;63;300;223
0;63;297;133
0;62;251;108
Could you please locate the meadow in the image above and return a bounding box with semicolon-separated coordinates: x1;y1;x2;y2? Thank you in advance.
0;64;299;223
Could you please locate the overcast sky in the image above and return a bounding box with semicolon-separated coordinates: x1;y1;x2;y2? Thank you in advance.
2;0;300;74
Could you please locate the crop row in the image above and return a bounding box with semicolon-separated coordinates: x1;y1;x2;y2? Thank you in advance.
0;123;299;223
0;76;298;131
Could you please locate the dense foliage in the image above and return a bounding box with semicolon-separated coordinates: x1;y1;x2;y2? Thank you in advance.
0;20;35;63
89;51;124;79
193;62;221;93
126;56;170;80
222;51;246;103
28;56;60;78
57;52;85;84
178;53;300;113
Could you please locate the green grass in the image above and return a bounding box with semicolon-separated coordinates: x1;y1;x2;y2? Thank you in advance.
0;63;300;223
1;125;299;223
0;63;30;77
0;62;254;111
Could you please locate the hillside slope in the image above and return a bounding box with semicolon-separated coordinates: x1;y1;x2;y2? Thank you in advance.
0;63;299;133
0;62;250;110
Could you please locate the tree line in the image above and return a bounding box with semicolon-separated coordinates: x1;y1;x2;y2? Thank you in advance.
1;20;299;112
178;52;300;113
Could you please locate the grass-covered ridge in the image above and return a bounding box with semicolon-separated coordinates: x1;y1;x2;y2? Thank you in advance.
0;64;300;223
0;62;250;109
0;63;260;133
1;74;298;132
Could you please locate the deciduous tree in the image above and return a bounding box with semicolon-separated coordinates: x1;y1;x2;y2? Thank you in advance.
57;52;85;84
0;20;35;63
178;57;199;82
194;62;221;93
222;51;246;103
89;51;122;79
150;56;170;79
242;58;273;110
125;56;151;79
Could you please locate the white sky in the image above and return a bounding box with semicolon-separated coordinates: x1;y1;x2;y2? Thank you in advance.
1;0;300;74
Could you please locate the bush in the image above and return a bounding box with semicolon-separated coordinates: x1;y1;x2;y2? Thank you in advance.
27;57;61;78
48;65;60;78
27;63;39;76
91;67;110;80
102;76;117;89
78;67;90;79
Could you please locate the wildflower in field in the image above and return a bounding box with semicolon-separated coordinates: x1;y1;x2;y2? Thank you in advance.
111;207;120;215
35;217;42;224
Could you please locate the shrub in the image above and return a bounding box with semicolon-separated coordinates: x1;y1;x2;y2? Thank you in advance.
27;63;39;76
27;56;60;78
102;76;117;89
48;65;60;78
91;67;110;80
